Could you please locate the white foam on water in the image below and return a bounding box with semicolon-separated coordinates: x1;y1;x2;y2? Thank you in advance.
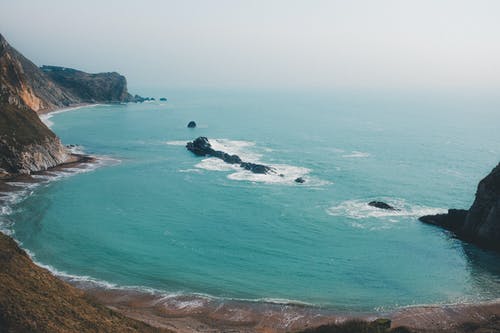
342;151;371;158
179;168;203;173
196;157;241;172
327;199;446;221
0;150;119;236
66;145;86;155
165;140;188;146
228;164;312;185
40;104;101;128
187;138;328;186
208;138;262;162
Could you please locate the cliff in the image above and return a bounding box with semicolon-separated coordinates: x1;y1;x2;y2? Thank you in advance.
0;34;68;174
41;65;133;105
0;33;135;175
420;162;500;250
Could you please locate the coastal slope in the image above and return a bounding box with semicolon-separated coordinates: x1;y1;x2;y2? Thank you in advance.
0;233;168;333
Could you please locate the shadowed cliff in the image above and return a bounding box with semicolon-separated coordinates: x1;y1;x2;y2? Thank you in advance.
420;162;500;251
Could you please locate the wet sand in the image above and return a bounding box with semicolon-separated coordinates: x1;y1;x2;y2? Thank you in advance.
82;286;500;332
83;287;365;333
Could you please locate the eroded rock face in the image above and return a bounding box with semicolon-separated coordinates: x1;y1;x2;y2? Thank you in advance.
462;163;500;248
419;163;500;251
0;34;70;174
186;137;274;174
0;102;68;174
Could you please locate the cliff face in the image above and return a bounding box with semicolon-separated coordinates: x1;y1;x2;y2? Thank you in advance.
0;34;77;112
41;66;133;105
0;33;134;174
462;163;500;247
420;163;500;251
0;34;68;174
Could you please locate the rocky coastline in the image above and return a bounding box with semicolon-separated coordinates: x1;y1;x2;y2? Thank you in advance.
419;162;500;251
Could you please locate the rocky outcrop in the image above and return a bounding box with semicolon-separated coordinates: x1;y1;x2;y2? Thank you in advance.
41;65;133;104
419;163;500;251
186;137;274;174
369;201;398;210
419;209;468;231
187;121;196;128
295;177;305;184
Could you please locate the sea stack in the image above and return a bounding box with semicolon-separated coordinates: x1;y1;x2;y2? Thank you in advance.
187;121;197;128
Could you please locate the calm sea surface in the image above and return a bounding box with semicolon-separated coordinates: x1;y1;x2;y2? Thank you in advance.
3;90;500;311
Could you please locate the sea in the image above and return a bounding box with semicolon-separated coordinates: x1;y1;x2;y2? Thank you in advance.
1;88;500;312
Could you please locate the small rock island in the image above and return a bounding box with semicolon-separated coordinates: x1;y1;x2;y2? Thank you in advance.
186;137;274;174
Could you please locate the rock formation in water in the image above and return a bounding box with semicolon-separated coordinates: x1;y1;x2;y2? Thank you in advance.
295;177;305;184
187;120;197;128
186;136;274;174
369;201;398;210
419;162;500;251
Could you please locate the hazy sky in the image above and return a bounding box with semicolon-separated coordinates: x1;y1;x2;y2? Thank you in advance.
1;0;500;94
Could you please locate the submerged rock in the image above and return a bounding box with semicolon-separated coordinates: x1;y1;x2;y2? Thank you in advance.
419;162;500;251
368;201;397;210
186;137;273;174
159;97;167;101
187;121;197;128
295;177;305;184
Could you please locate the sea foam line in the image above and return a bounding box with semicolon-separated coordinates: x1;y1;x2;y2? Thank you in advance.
327;198;446;221
40;104;102;128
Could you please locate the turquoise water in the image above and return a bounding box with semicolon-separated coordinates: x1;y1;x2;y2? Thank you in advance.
4;90;500;311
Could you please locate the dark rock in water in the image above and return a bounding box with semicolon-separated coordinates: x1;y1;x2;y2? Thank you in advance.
419;209;468;231
295;177;305;183
368;201;397;210
418;162;500;251
186;136;210;155
159;97;167;101
240;162;272;174
186;136;274;174
187;121;197;128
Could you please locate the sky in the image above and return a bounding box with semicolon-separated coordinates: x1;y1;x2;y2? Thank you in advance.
1;0;500;94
